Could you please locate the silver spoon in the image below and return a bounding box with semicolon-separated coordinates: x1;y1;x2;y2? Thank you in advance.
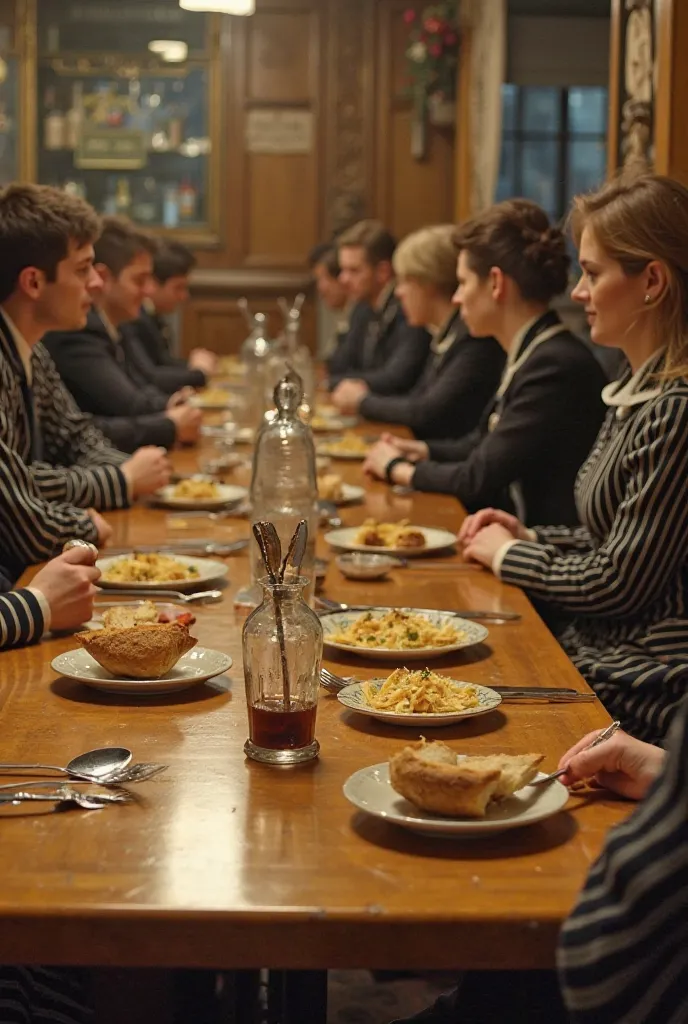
0;787;132;810
0;746;133;782
94;589;223;604
279;519;308;581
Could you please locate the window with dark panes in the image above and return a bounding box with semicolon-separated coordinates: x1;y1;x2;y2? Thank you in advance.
496;85;608;223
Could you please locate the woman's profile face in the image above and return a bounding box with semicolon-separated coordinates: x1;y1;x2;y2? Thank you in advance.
571;225;649;349
454;250;497;336
394;275;436;327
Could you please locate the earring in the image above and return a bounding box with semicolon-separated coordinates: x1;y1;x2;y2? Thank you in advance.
644;294;652;305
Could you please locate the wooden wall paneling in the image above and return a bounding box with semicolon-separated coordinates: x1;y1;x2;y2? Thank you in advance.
324;0;377;236
454;4;473;222
375;1;456;239
606;0;622;176
655;0;688;185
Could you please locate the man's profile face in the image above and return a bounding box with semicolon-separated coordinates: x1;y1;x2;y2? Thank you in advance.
338;246;376;303
100;250;154;324
37;240;101;331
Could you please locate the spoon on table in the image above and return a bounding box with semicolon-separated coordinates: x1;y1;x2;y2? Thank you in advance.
0;747;133;782
94;589;223;604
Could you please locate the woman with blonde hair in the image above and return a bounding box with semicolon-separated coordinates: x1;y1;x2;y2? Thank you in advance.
461;174;688;744
331;224;504;440
365;200;606;527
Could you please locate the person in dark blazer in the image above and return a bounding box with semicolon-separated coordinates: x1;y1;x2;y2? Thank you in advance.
43;217;202;453
364;200;606;527
309;242;352;360
326;219;431;394
128;240;217;394
331;225;504;440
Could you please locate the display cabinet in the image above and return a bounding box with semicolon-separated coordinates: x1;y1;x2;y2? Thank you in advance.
9;0;222;244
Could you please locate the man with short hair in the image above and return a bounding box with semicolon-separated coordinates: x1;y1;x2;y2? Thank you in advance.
44;217;202;453
127;240;217;393
0;184;170;580
308;242;351;360
327;219;430;393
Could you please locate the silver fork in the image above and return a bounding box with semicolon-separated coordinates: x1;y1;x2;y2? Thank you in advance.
0;762;167;790
320;667;353;693
0;786;134;810
534;720;622;785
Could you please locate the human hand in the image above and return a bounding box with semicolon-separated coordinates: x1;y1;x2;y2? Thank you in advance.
189;348;218;375
121;446;172;498
379;433;429;462
557;728;665;800
167;403;202;444
32;546;101;632
331;379;369;414
458;507;531;545
363;439;405;481
462;523;515;569
87;508;112;546
167;387;195;410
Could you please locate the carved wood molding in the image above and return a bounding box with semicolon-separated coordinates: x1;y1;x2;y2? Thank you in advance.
614;0;656;173
324;0;374;236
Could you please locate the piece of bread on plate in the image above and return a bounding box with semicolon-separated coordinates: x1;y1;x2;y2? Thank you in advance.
76;621;197;679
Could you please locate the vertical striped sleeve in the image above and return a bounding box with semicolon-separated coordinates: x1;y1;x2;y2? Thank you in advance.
0;587;44;648
558;700;688;1024
498;395;688;617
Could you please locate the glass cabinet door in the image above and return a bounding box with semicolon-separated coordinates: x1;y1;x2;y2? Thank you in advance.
0;0;20;186
35;0;219;240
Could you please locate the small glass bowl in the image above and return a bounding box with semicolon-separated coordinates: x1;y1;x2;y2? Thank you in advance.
336;553;397;581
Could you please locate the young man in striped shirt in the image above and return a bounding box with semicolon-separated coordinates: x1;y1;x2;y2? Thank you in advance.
0;184;171;582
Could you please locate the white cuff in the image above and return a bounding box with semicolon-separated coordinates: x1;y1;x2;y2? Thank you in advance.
492;540;521;578
27;586;52;636
525;528;537;542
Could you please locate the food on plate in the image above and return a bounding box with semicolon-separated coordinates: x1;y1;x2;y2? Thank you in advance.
101;553;200;584
196;387;232;406
321;432;369;456
217;355;242;376
101;601;196;629
363;669;479;714
171;478;221;501
311;415;341;432
76;621;198;679
317;473;344;502
353;518;426;549
328;609;462;650
389;739;544;818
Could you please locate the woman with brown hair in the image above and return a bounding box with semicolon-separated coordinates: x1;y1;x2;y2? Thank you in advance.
364;199;606;527
462;174;688;745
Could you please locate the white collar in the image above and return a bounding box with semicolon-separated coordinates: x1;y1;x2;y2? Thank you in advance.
430;311;461;355
0;306;33;385
602;348;666;419
505;314;543;367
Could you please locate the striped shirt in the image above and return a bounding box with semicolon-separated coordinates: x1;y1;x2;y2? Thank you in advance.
497;350;688;744
0;966;92;1023
0;588;45;649
0;312;129;580
558;698;688;1023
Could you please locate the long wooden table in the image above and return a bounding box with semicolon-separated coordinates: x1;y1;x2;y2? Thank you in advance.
0;423;628;975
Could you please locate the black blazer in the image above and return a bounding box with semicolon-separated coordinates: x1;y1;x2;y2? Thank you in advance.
412;312;607;526
43;310;176;452
358;312;505;440
328;290;431;395
128;308;206;393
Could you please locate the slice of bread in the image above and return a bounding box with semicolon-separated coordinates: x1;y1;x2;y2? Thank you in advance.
457;754;544;798
76;622;197;679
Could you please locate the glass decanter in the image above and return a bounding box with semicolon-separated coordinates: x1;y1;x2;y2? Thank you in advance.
239;300;274;433
266;294;315;416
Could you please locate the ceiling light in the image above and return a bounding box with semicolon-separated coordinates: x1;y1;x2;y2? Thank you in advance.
148;40;189;62
179;0;255;14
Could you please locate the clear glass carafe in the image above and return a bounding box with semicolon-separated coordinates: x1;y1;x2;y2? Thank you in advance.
249;372;319;603
266;294;315;416
239;305;274;433
243;576;323;764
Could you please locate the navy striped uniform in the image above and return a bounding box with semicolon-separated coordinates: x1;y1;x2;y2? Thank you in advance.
498;350;688;744
558;698;688;1023
0;312;129;579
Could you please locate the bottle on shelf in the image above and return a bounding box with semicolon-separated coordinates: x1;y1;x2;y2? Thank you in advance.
43;86;66;151
115;177;132;216
65;82;84;150
178;178;198;221
163;186;180;228
132;177;160;225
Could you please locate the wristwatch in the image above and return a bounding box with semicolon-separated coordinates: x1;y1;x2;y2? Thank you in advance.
384;456;411;484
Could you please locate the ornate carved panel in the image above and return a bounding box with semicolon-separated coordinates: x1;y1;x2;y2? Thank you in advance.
616;0;656;173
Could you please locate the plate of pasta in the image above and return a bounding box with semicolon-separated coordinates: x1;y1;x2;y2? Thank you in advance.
96;552;229;591
337;669;501;725
155;479;248;510
316;433;371;460
320;607;488;661
324;520;457;556
190;388;237;410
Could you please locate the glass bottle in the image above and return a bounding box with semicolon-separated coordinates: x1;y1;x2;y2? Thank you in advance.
267;295;314;415
243;575;323;765
239;309;273;433
249;373;319;602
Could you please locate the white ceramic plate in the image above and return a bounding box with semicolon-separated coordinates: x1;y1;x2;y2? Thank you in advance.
337;679;501;726
154;482;248;511
323;526;457;557
320;608;488;661
201;425;255;444
51;647;233;695
310;416;359;434
343;763;569;837
320;484;365;507
96;553;229;592
316;441;370;461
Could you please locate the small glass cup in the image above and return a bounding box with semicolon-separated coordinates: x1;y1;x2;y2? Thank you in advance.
242;576;323;765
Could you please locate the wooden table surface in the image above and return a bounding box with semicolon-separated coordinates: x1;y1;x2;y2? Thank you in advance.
0;417;628;972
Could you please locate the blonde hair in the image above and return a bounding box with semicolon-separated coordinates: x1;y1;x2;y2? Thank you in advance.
570;174;688;380
393;225;458;297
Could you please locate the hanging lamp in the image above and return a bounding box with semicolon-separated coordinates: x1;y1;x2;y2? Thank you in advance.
179;0;255;14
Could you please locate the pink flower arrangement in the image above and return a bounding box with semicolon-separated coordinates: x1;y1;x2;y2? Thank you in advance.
404;2;460;108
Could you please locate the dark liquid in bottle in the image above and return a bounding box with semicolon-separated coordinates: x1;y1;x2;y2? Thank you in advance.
249;699;317;750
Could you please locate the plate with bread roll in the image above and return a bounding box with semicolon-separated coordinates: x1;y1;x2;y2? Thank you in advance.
343;738;569;836
51;621;232;695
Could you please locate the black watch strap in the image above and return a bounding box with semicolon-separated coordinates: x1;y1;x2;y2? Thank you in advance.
385;456;411;484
